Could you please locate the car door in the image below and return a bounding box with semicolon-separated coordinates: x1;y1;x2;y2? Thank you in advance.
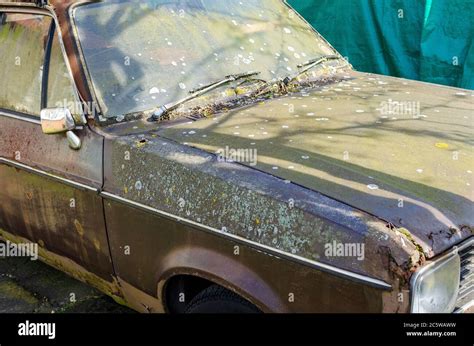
0;9;114;284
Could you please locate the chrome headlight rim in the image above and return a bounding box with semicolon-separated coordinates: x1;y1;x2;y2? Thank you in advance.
410;248;461;313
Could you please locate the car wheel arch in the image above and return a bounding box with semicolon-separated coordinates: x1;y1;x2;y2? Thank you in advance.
156;247;289;313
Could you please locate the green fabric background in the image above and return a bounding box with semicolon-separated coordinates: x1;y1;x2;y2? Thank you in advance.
288;0;474;90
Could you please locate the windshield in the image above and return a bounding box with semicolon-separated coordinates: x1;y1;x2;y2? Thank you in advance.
74;0;338;119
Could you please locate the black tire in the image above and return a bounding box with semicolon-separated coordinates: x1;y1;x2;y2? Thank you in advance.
185;285;261;313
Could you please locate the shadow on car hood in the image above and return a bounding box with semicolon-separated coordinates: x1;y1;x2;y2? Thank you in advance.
158;70;474;257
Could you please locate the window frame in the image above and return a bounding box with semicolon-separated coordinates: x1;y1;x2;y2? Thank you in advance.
69;1;109;123
0;6;84;125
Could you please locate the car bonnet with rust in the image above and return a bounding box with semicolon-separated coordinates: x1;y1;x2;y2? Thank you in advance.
156;70;474;258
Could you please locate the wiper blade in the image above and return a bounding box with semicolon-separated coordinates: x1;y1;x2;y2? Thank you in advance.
296;54;341;73
189;71;260;94
150;71;260;121
282;55;346;86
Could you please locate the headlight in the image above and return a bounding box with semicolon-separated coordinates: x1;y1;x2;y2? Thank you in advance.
411;253;460;313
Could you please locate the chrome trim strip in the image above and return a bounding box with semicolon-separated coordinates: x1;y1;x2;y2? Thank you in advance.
101;191;392;290
454;237;474;314
0;157;98;192
0;110;41;125
454;299;474;314
454;236;474;253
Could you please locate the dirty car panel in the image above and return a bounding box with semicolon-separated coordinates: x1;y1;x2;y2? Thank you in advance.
0;0;472;315
102;134;414;312
158;70;474;258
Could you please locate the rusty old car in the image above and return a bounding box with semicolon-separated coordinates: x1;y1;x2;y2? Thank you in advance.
0;0;472;313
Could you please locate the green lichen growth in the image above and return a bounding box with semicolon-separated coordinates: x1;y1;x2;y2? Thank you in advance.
398;228;424;256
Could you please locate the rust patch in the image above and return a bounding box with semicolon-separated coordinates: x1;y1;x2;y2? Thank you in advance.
73;219;84;237
379;228;426;289
0;228;127;306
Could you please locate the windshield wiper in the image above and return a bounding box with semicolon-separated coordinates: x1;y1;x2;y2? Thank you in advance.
283;55;345;85
150;71;260;121
297;55;342;73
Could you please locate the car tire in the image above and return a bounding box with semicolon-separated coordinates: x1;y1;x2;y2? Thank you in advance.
184;285;261;313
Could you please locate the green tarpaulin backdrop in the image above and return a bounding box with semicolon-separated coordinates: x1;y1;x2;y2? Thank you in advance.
289;0;474;90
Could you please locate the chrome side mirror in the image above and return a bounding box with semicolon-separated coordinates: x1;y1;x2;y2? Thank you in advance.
40;108;82;150
41;108;76;134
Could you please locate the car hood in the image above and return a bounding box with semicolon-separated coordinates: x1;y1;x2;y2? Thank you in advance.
158;70;474;257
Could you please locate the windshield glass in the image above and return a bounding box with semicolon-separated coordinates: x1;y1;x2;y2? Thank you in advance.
74;0;338;119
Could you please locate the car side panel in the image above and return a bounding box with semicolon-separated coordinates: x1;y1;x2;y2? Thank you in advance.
0;116;113;281
102;136;386;313
104;198;384;313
